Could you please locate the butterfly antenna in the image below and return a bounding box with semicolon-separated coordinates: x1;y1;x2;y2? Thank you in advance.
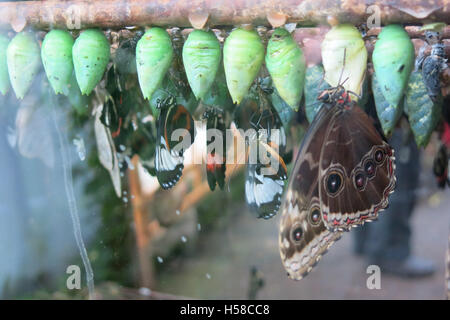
347;89;362;100
337;48;347;86
341;77;349;86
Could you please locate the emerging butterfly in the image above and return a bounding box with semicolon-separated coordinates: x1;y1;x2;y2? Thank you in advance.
235;81;288;219
279;74;396;280
155;95;196;189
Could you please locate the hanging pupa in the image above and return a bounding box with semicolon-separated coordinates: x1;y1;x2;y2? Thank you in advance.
223;27;264;104
7;32;41;99
72;29;110;95
404;71;442;147
182;30;221;101
265;27;306;111
136;27;173;100
321;24;367;97
41;30;74;95
372;25;414;108
0;34;10;95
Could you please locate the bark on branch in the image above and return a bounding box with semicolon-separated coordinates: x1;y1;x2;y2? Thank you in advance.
0;0;449;31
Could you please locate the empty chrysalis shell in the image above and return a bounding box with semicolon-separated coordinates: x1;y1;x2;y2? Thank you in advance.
7;32;41;99
223;28;264;104
0;34;10;95
321;24;367;97
136;28;173;100
266;28;306;111
372;25;414;107
72;29;110;95
41;30;74;95
182;30;221;101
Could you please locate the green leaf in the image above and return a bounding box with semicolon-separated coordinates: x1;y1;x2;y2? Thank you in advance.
304;65;329;123
404;71;442;147
270;87;295;132
372;72;403;137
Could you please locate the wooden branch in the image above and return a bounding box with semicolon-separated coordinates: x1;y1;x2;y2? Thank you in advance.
128;154;154;288
0;0;449;30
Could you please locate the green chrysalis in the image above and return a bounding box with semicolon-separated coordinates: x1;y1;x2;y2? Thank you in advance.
72;29;110;95
136;28;173;100
266;28;306;111
41;30;74;95
321;24;367;97
372;25;414;108
404;71;442;147
223;28;264;104
182;30;221;101
7;32;41;99
0;34;10;95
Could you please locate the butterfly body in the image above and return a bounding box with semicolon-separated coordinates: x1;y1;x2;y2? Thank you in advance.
279;84;396;279
204;107;226;191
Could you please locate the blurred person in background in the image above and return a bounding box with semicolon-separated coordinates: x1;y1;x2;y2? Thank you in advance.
352;125;436;277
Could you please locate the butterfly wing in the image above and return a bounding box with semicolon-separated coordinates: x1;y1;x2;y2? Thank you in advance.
246;140;288;219
155;103;195;189
279;104;342;280
318;103;396;231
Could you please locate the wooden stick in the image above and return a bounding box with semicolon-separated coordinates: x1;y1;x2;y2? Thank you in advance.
128;154;154;288
0;0;449;30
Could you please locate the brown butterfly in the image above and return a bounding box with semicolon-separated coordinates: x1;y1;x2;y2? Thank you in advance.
279;83;396;280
